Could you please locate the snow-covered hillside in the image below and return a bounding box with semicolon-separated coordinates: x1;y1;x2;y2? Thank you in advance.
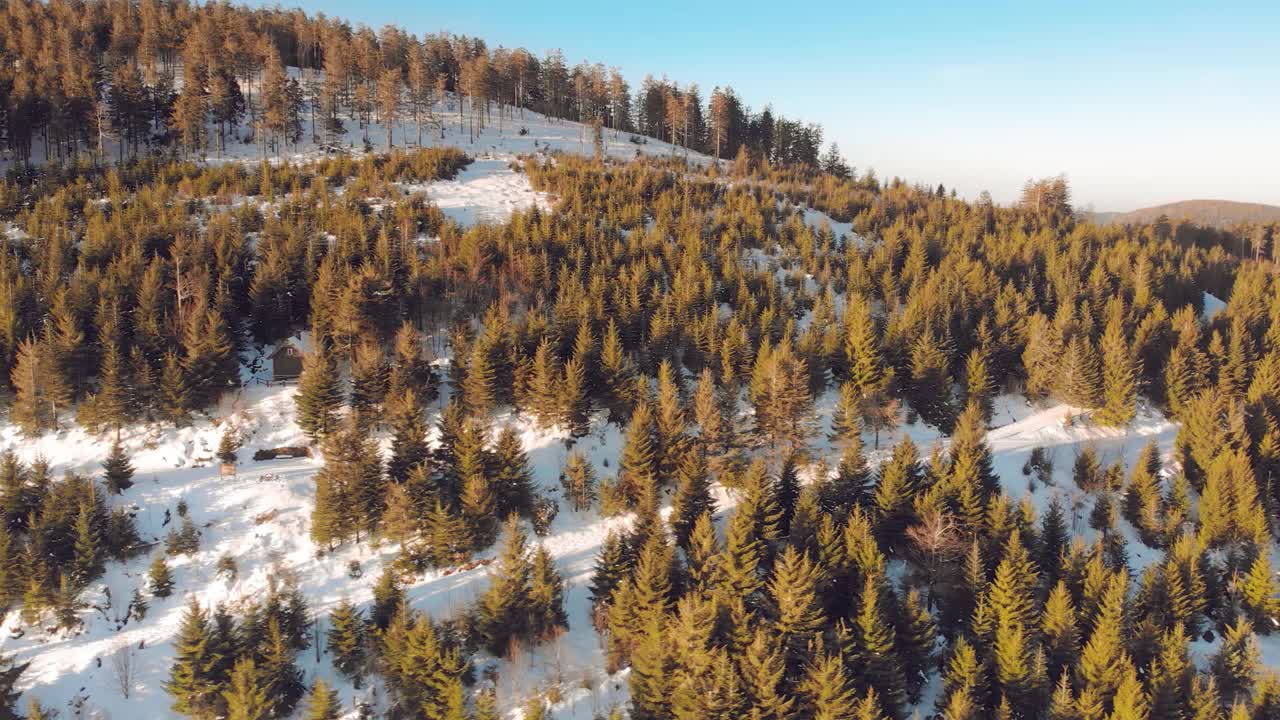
3;70;1271;720
0;361;1207;720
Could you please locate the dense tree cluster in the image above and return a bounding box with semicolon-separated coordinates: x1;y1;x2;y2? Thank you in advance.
0;0;823;166
2;5;1280;717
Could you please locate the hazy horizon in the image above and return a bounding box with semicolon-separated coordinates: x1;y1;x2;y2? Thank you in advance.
261;0;1280;211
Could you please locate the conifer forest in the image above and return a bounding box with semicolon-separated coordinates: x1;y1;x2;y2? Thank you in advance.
0;1;1277;719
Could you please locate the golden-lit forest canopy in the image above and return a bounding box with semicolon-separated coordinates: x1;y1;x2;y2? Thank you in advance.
3;3;1280;720
0;0;823;166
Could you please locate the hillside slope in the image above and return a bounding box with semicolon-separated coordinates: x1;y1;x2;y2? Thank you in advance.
1108;199;1280;227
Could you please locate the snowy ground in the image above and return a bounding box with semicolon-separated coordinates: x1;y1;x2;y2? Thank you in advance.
403;157;552;228
0;371;1198;719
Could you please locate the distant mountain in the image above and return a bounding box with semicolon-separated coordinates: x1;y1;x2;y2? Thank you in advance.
1104;199;1280;228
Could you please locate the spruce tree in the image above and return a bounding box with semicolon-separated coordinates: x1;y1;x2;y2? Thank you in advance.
222;658;269;720
327;599;366;684
370;565;404;631
491;426;535;518
259;618;305;717
1096;309;1138;426
560;451;597;513
1057;335;1102;409
765;545;826;675
10;337;68;435
849;574;907;717
460;470;498;552
295;347;343;443
736;627;792;718
304;679;341;720
0;652;26;720
161;351;192;426
477;515;533;655
616;401;658;508
385;388;430;484
149;553;174;598
896;588;936;702
800;651;858;720
1243;551;1279;631
873;437;920;544
670;449;714;549
529;544;568;639
216;428;239;465
422;499;469;568
1211;617;1260;706
166;597;221;719
102;439;135;495
71;500;102;586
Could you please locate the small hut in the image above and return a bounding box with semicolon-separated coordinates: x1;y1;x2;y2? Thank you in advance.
269;332;312;383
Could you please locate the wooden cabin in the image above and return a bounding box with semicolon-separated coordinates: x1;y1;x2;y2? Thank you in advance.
269;332;312;382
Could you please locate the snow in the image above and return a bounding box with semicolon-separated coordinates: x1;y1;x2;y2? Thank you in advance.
1203;291;1227;320
404;157;551;228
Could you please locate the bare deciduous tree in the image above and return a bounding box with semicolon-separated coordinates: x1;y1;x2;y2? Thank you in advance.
111;645;136;699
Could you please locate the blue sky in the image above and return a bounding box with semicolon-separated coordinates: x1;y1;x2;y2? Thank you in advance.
279;0;1280;211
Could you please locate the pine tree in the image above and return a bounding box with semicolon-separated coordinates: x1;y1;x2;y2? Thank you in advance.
71;500;102;586
740;627;795;719
216;429;239;465
327;599;366;684
560;451;597;513
477;515;533;655
800;651;858;720
385;388;430;484
10;337;68;435
529;544;568;639
295;348;343;442
1057;335;1102;409
1096;309;1139;426
259;618;305;717
0;653;27;720
149;553;174;598
896;588;936;702
850;574;907;716
1211;617;1259;706
223;658;269;720
166;597;221;719
304;679;341;720
102;439;135;495
874;437;920;544
765;545;826;674
1243;551;1280;631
